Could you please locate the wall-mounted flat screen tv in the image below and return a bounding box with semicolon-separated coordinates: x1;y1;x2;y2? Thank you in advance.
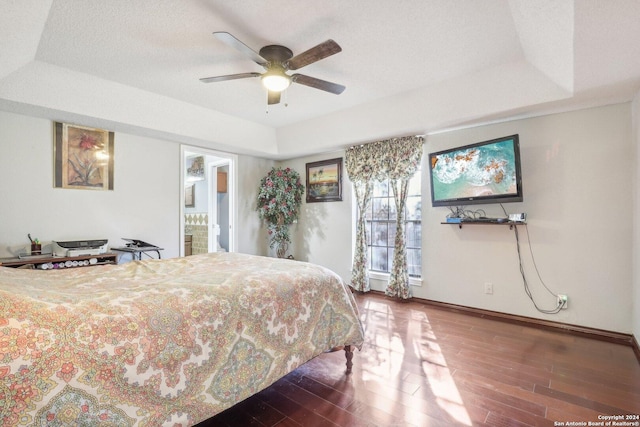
429;134;523;207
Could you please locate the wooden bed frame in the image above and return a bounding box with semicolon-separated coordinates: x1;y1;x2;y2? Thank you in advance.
330;345;355;374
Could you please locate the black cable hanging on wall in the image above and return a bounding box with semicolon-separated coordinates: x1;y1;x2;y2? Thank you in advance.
500;204;566;314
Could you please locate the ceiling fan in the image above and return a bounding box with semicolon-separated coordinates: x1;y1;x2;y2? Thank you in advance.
200;32;346;105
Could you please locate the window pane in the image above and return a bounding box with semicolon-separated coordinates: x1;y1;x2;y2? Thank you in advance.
405;221;421;248
373;180;388;197
407;249;421;277
387;222;396;247
371;247;388;272
406;197;421;221
372;198;390;220
365;170;422;279
371;222;388;246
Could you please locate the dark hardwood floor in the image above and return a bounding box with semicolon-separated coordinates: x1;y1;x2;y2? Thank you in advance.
197;292;640;426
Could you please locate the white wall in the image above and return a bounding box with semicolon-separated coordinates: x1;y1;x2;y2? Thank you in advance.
0;111;179;258
286;151;353;281
0;110;268;260
424;103;633;333
285;103;634;334
236;155;276;256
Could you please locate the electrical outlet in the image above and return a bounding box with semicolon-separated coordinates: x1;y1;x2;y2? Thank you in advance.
484;282;493;295
557;294;568;309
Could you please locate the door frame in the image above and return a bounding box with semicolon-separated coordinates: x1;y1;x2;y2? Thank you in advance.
180;145;238;256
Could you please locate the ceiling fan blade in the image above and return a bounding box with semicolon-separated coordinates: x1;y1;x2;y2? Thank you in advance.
291;74;345;94
213;31;268;66
200;72;261;83
287;40;342;70
267;91;281;105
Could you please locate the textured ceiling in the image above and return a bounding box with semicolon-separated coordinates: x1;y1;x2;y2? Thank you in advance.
32;0;524;127
2;0;640;158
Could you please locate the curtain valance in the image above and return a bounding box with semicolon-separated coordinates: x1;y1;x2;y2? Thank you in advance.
345;135;423;182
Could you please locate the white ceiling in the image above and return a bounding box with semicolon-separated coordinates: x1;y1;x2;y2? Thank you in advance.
2;0;640;158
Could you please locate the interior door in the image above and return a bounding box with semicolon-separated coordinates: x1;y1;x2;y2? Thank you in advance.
180;145;236;257
208;163;218;253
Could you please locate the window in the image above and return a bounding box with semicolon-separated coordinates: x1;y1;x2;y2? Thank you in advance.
365;171;422;277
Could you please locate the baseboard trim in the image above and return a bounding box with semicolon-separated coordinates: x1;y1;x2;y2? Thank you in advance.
367;291;639;361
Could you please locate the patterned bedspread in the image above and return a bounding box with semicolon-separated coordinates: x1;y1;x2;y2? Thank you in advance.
0;252;364;426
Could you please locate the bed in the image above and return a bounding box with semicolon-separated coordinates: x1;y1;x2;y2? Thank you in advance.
0;252;364;426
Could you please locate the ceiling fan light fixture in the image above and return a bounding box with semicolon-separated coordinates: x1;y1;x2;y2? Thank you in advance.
261;70;291;92
201;33;345;104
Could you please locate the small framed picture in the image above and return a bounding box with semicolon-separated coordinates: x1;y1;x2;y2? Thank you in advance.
306;158;343;203
54;122;114;190
186;156;205;181
185;184;195;207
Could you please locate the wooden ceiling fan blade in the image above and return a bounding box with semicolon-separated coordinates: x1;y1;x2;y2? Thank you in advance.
291;74;345;94
200;72;261;83
213;32;268;66
287;40;342;70
267;91;281;105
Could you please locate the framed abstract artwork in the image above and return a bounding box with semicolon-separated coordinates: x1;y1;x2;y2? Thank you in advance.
53;122;114;190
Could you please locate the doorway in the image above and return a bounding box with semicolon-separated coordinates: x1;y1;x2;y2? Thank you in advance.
180;145;237;256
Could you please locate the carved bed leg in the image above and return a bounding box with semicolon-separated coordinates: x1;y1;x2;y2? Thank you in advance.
344;345;353;374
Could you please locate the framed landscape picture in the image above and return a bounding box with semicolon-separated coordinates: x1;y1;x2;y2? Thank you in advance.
306;158;343;203
54;122;114;190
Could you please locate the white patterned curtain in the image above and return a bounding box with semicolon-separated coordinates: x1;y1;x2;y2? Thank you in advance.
351;181;373;291
345;136;423;298
345;143;376;292
387;178;410;298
